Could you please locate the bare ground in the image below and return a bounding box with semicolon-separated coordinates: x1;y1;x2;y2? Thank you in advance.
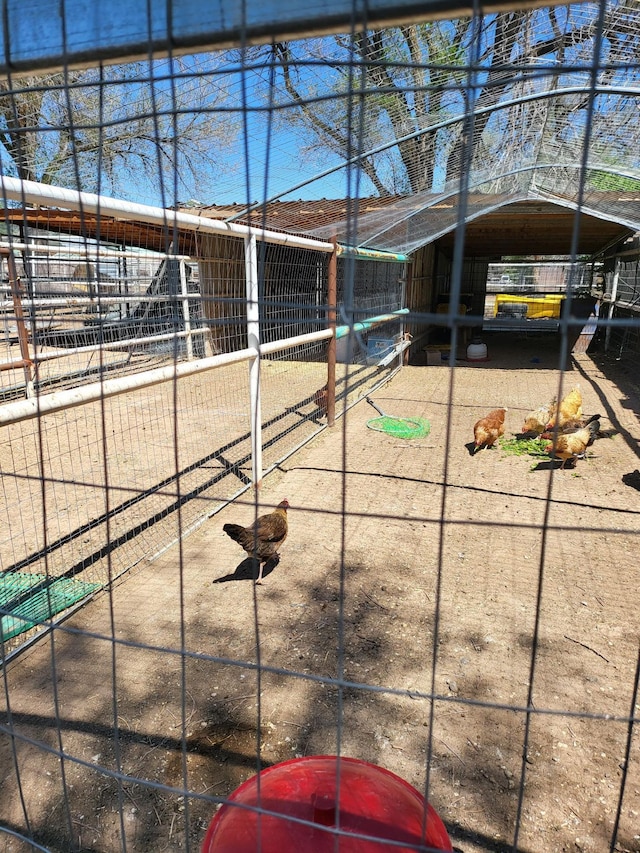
1;332;639;853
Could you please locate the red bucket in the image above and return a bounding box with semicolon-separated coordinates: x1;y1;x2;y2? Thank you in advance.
202;755;453;852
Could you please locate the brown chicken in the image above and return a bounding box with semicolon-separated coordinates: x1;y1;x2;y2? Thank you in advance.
545;419;600;468
541;412;601;441
547;385;582;429
402;332;413;366
473;408;507;452
522;397;556;436
313;384;328;414
223;499;289;583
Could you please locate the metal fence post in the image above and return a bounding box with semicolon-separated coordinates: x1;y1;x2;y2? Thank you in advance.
245;234;262;488
179;259;193;360
327;237;337;427
605;257;620;353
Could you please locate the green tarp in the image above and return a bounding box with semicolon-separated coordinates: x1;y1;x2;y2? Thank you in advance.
0;572;100;641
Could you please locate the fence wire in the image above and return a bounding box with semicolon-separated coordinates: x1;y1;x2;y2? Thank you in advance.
0;2;639;853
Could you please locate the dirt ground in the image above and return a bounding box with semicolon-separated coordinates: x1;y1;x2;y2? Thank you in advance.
1;332;639;853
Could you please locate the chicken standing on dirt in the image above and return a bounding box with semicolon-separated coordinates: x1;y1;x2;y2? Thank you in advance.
545;419;600;469
541;412;601;440
313;384;328;415
223;499;289;584
473;408;507;452
547;385;582;429
522;397;556;435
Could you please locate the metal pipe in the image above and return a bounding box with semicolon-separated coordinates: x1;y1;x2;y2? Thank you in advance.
254;328;332;356
179;259;193;360
0;326;331;373
0;177;334;253
0;327;211;371
245;234;262;489
0;293;202;310
403;262;413;365
327;238;337;427
604;258;620;353
0;328;333;427
0;241;177;260
0;358;32;372
337;245;408;263
335;308;410;339
0;235;409;266
0;348;254;425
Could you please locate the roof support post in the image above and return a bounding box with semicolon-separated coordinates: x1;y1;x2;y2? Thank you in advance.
604;257;620;354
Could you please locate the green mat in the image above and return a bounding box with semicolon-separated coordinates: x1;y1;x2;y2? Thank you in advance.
0;572;101;641
366;415;431;440
365;396;432;440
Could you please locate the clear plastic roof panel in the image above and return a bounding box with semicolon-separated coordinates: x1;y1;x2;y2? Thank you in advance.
0;1;638;257
214;0;640;254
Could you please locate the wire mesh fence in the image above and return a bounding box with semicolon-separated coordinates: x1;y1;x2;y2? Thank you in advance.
0;195;407;658
0;1;639;853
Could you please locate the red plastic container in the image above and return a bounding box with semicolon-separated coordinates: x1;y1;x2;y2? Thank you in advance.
202;755;453;852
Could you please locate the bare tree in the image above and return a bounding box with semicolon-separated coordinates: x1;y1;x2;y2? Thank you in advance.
262;3;640;196
0;56;238;201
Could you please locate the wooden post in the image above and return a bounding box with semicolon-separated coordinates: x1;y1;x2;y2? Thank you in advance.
2;247;34;398
326;237;337;427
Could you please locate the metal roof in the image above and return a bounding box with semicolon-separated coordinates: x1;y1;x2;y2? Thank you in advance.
190;194;638;259
4;194;635;260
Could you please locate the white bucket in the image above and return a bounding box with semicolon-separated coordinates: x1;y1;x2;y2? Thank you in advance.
467;340;488;361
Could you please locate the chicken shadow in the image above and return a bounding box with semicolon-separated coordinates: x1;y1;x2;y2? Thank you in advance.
622;469;640;491
531;458;575;471
466;441;499;456
212;555;279;584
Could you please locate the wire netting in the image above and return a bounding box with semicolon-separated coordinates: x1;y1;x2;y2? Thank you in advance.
0;2;639;853
0;212;406;656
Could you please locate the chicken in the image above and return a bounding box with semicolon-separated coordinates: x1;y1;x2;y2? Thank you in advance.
223;499;289;583
541;413;601;441
313;384;328;414
547;385;582;429
473;408;507;452
402;332;413;366
522;397;556;436
544;419;600;469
